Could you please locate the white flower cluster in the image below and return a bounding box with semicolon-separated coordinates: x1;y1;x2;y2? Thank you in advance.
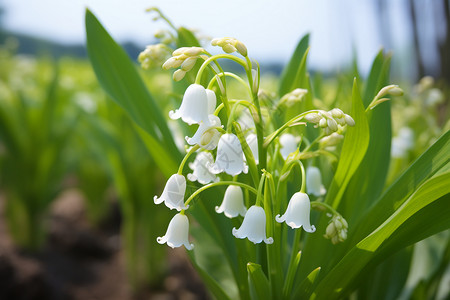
305;108;355;135
211;37;248;56
324;214;348;245
162;47;205;81
138;44;172;70
153;41;352;250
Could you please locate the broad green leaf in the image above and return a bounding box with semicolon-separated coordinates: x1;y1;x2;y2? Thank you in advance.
327;78;370;209
340;52;392;221
314;172;450;299
187;251;232;300
176;26;201;47
247;262;271;300
278;34;309;96
362;49;386;106
85;9;181;169
291;267;321;300
295;78;369;283
351;129;450;243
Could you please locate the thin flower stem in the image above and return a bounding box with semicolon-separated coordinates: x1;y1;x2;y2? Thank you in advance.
184;181;257;207
295;160;306;193
310;201;339;216
195;54;248;85
226;100;258;131
283;230;302;298
233;122;260;186
207;72;252;97
263;110;321;148
255;172;267;207
245;57;266;171
264;172;283;297
177;145;199;175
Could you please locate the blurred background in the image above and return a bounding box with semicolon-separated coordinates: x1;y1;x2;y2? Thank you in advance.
0;0;448;299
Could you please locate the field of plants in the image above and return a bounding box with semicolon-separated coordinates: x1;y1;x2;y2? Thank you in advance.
0;6;449;300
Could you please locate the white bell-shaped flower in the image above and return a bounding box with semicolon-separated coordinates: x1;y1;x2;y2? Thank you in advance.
206;89;217;114
279;133;301;159
245;133;259;164
154;174;188;211
186;115;222;150
306;166;326;196
275;192;316;232
209;133;248;176
157;213;194;250
169;84;209;125
216;185;247;218
187;152;218;184
232;205;273;244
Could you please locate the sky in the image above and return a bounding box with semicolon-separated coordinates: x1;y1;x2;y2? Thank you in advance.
0;0;416;75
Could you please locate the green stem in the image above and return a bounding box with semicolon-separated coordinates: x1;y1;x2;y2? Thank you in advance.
233;122;260;186
245;57;266;171
177;145;199;175
310;201;339;216
195;54;248;85
264;110;321;148
283;230;302;299
226;100;258;131
255;172;267;207
184;181;257;207
207;72;252;97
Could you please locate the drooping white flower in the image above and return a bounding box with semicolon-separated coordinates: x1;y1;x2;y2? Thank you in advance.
169;84;209;125
275;192;316;232
206;89;217;115
186;115;222;150
157;213;194;250
209;133;248;176
232;206;273;244
188;152;218;184
306;166;326;197
245;133;259;164
154;174;188;211
216;185;247;218
279;133;301;159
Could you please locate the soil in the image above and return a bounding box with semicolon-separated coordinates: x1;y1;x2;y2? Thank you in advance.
0;189;210;300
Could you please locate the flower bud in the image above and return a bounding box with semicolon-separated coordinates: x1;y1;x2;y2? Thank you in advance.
329;108;344;119
319;118;327;128
183;46;204;57
222;44;237;53
320;132;344;147
327;118;338;132
344;114;355;127
181;57;197;71
235;41;248;56
305;113;321;124
173;69;186;81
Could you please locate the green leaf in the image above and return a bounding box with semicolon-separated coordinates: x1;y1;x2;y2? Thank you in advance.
187;251;231;300
176;26;201;47
247;262;271;300
351;130;450;243
291;267;321;300
85;9;181;170
326;78;370;209
314;171;450;299
340;52;392;220
278;34;310;96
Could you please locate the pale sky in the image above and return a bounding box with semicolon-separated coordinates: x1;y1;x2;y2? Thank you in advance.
0;0;415;75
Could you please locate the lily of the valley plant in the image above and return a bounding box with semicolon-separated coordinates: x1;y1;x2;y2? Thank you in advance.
86;8;450;300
